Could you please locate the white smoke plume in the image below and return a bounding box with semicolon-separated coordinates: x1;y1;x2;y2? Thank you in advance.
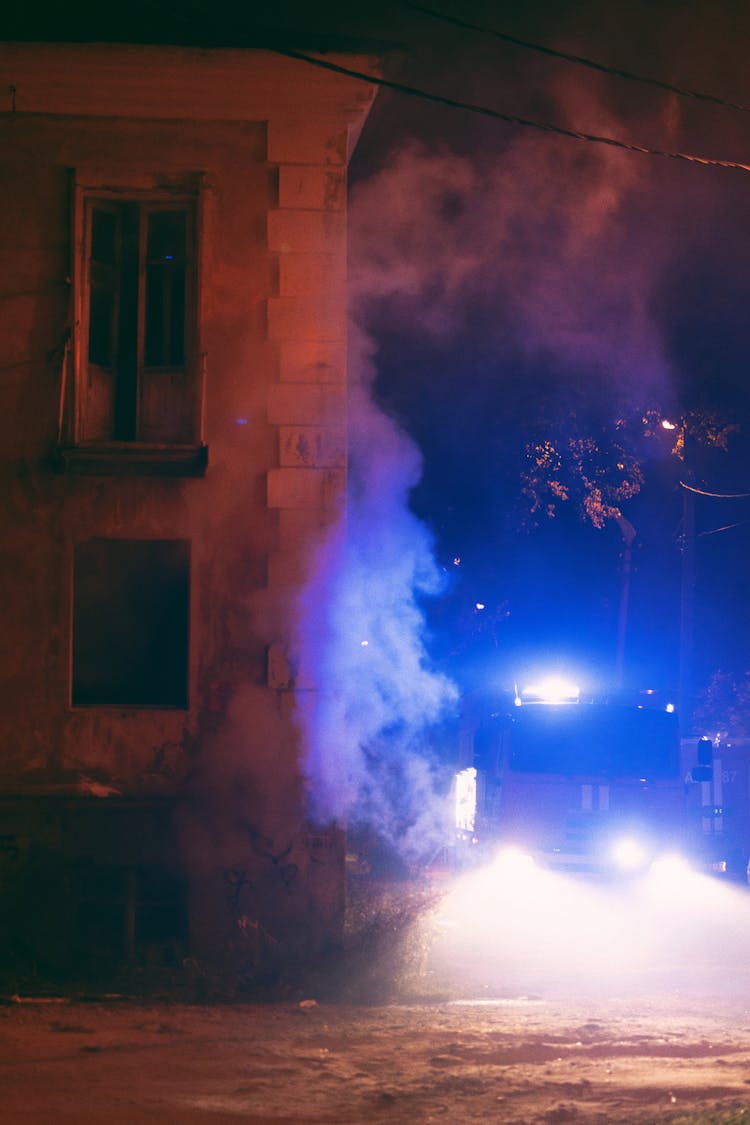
293;322;457;861
294;74;688;858
349;74;679;401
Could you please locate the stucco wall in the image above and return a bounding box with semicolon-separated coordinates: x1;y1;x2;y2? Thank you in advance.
0;43;375;978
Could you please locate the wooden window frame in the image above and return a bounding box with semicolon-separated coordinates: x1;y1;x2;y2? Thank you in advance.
59;173;207;477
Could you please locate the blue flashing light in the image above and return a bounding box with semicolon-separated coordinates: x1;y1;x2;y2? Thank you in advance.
520;676;580;705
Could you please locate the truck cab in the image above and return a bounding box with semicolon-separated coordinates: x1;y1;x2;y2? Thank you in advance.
456;684;693;878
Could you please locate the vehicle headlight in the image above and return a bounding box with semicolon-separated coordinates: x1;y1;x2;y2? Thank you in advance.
649;854;693;880
493;845;536;875
610;835;651;872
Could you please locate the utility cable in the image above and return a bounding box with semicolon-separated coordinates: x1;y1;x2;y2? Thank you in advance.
272;47;750;175
135;0;750;174
142;0;750;171
680;481;750;499
400;0;750;116
698;520;749;537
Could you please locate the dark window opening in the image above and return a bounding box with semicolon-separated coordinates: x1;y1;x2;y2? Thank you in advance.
72;539;189;707
88;207;119;368
69;864;189;970
82;197;195;446
145;210;187;367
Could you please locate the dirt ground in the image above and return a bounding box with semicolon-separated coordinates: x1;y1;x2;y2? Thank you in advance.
1;985;750;1124
3;869;750;1124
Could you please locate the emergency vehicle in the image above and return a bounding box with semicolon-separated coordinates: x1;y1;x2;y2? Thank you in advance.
453;678;733;879
683;734;750;881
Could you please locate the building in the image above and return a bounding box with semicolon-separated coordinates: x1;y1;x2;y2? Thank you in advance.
0;33;377;988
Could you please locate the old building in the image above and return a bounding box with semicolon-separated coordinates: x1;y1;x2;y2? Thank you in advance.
0;34;377;987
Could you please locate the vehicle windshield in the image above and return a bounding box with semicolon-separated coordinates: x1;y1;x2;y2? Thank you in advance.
508;704;680;779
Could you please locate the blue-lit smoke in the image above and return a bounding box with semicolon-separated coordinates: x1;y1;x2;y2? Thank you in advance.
294;79;684;856
294;322;457;860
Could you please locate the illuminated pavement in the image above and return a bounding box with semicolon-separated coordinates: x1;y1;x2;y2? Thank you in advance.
2;861;750;1121
423;854;750;1002
3;979;750;1122
3;862;750;1125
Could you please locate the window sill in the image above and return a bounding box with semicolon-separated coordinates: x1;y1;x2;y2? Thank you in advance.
70;702;189;711
58;442;208;477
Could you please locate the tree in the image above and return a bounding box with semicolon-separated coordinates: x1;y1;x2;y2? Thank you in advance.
521;413;643;530
521;405;737;532
693;669;750;740
520;404;738;687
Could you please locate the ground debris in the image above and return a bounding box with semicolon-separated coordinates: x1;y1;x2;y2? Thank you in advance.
0;992;750;1123
544;1105;580;1122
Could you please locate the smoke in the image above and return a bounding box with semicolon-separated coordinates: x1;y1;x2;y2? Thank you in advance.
349;73;682;406
293;318;457;862
294;71;695;859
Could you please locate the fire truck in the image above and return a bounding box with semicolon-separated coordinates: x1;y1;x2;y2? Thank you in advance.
453;678;748;880
683;734;750;881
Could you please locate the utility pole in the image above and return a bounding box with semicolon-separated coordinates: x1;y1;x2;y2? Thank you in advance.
678;481;695;732
614;514;636;688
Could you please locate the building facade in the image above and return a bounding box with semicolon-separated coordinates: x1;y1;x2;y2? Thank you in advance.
0;41;375;986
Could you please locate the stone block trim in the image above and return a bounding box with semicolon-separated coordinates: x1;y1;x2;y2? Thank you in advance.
267;467;345;510
279;253;344;299
279;426;346;468
268;209;346;255
279;341;345;384
278;166;345;211
267;121;349;166
267;296;343;342
268;383;345;427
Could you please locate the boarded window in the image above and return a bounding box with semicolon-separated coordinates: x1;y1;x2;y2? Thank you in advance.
72;539;190;707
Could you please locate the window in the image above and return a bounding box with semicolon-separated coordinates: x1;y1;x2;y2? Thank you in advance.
83;199;194;444
72;539;190;707
61;179;207;476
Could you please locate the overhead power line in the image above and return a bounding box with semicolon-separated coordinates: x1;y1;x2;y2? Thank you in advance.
698;520;749;537
680;481;750;499
272;47;750;175
400;0;750;116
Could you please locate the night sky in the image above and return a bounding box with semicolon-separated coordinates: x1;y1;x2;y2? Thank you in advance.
10;0;750;725
343;0;750;715
3;0;748;866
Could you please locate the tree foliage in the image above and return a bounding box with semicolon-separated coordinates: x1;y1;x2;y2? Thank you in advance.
521;405;738;531
641;407;738;461
693;669;750;740
522;414;643;529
